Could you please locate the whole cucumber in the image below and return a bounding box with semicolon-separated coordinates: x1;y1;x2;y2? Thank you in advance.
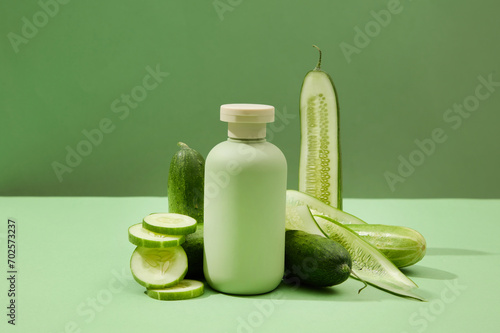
346;224;426;268
284;230;351;287
167;142;205;224
182;224;204;279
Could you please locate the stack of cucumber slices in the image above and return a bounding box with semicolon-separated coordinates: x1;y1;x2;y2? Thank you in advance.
128;213;204;300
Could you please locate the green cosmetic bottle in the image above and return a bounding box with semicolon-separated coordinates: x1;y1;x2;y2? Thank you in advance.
203;104;287;295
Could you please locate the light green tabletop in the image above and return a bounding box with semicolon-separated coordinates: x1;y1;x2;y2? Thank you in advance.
1;197;499;333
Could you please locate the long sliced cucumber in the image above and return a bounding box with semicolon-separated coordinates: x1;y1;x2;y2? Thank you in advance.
128;223;185;248
143;213;197;235
146;279;204;300
287;190;366;225
314;215;424;301
299;45;342;209
130;246;188;289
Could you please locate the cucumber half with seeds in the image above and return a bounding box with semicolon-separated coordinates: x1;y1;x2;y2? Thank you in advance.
143;213;197;235
128;223;185;248
130;246;188;289
146;279;204;300
299;45;342;209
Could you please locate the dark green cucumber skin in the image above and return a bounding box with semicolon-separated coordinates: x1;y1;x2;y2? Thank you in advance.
284;230;351;287
181;224;204;279
167;143;205;224
346;224;426;268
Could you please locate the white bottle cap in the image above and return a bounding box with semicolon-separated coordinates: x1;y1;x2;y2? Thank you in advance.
220;104;275;139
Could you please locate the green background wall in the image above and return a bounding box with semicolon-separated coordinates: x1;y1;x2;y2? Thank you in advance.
1;0;499;198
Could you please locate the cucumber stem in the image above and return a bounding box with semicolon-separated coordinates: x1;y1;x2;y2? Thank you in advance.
177;142;190;150
350;269;368;294
312;45;322;70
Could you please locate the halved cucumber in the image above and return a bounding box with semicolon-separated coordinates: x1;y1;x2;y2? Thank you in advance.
143;213;197;235
130;246;188;289
146;279;204;300
287;190;366;225
299;45;342;209
128;223;185;248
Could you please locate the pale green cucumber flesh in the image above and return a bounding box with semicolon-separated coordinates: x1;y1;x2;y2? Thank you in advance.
128;223;185;248
146;279;204;300
143;213;197;235
346;224;427;268
285;205;326;237
313;215;424;301
286;190;366;225
130;246;188;289
299;69;342;209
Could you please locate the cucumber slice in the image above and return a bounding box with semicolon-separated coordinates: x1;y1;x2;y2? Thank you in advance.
130;246;188;289
143;213;197;235
314;215;425;301
299;45;342;209
287;190;366;225
145;279;204;300
128;223;185;248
